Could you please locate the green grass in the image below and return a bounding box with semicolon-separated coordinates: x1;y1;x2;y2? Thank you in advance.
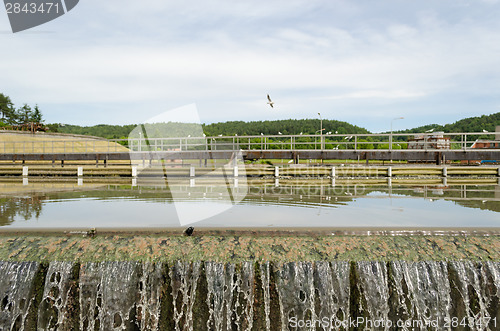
0;132;128;153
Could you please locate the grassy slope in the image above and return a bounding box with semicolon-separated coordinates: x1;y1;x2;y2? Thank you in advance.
0;131;128;153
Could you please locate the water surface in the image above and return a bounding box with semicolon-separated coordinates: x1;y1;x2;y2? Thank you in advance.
1;181;499;229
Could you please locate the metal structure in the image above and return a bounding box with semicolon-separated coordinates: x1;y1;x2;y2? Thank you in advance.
0;132;499;164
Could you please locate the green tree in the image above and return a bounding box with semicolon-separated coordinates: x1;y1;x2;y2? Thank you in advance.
16;104;33;124
32;105;43;123
0;93;15;124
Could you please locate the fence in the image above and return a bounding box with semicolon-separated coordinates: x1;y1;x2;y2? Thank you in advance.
0;132;498;154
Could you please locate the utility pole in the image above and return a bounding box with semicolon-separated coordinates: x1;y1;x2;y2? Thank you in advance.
318;112;323;149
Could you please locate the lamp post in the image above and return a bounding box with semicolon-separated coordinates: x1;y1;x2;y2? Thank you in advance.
390;117;404;150
318;112;323;149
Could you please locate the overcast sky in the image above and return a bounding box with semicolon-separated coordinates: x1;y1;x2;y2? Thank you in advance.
1;0;500;132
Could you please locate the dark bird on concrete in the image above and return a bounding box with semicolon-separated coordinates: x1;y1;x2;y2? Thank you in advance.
267;94;274;108
184;227;194;236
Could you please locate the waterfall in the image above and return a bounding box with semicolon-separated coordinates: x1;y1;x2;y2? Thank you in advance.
355;261;391;329
0;262;40;331
313;261;350;330
170;261;201;331
38;261;77;330
79;261;164;330
0;260;499;330
259;262;271;331
137;262;164;330
390;261;452;330
204;261;254;331
275;262;316;330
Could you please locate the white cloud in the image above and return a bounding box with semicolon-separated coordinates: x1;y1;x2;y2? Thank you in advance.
1;0;499;129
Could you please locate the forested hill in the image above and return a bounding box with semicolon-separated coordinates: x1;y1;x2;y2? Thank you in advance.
55;119;370;139
56;124;137;139
53;113;499;139
397;112;500;134
202;119;370;136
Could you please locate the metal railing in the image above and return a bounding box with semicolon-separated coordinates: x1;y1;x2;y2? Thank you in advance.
0;132;498;154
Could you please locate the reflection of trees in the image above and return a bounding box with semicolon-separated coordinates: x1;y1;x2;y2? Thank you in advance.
454;200;500;213
0;196;44;226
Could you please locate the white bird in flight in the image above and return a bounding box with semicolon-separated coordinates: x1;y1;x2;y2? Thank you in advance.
267;94;274;108
483;129;488;133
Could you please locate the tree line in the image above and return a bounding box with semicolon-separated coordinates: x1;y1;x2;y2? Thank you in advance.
54;119;371;139
396;112;499;134
0;93;43;125
52;114;499;140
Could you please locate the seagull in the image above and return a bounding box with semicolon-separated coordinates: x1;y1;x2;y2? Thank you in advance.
299;132;303;135
483;129;488;133
327;131;332;134
267;94;274;108
260;133;264;135
335;131;338;134
425;129;434;133
218;134;223;137
288;159;294;163
278;131;282;135
184;227;194;236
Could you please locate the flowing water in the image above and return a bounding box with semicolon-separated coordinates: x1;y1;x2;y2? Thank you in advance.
0;261;499;330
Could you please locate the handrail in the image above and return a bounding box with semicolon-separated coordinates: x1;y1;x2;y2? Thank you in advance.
0;132;498;153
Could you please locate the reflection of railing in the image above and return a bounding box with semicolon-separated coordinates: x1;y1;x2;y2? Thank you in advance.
0;132;499;153
104;183;500;203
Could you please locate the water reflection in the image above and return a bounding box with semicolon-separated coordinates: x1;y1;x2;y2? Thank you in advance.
0;196;43;226
0;180;499;228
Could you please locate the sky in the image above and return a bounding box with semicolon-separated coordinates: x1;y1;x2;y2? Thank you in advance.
1;0;500;132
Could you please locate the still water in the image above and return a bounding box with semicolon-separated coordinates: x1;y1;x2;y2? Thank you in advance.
1;180;499;229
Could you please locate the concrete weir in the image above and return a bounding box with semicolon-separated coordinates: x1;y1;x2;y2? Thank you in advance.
0;231;499;329
0;260;499;330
